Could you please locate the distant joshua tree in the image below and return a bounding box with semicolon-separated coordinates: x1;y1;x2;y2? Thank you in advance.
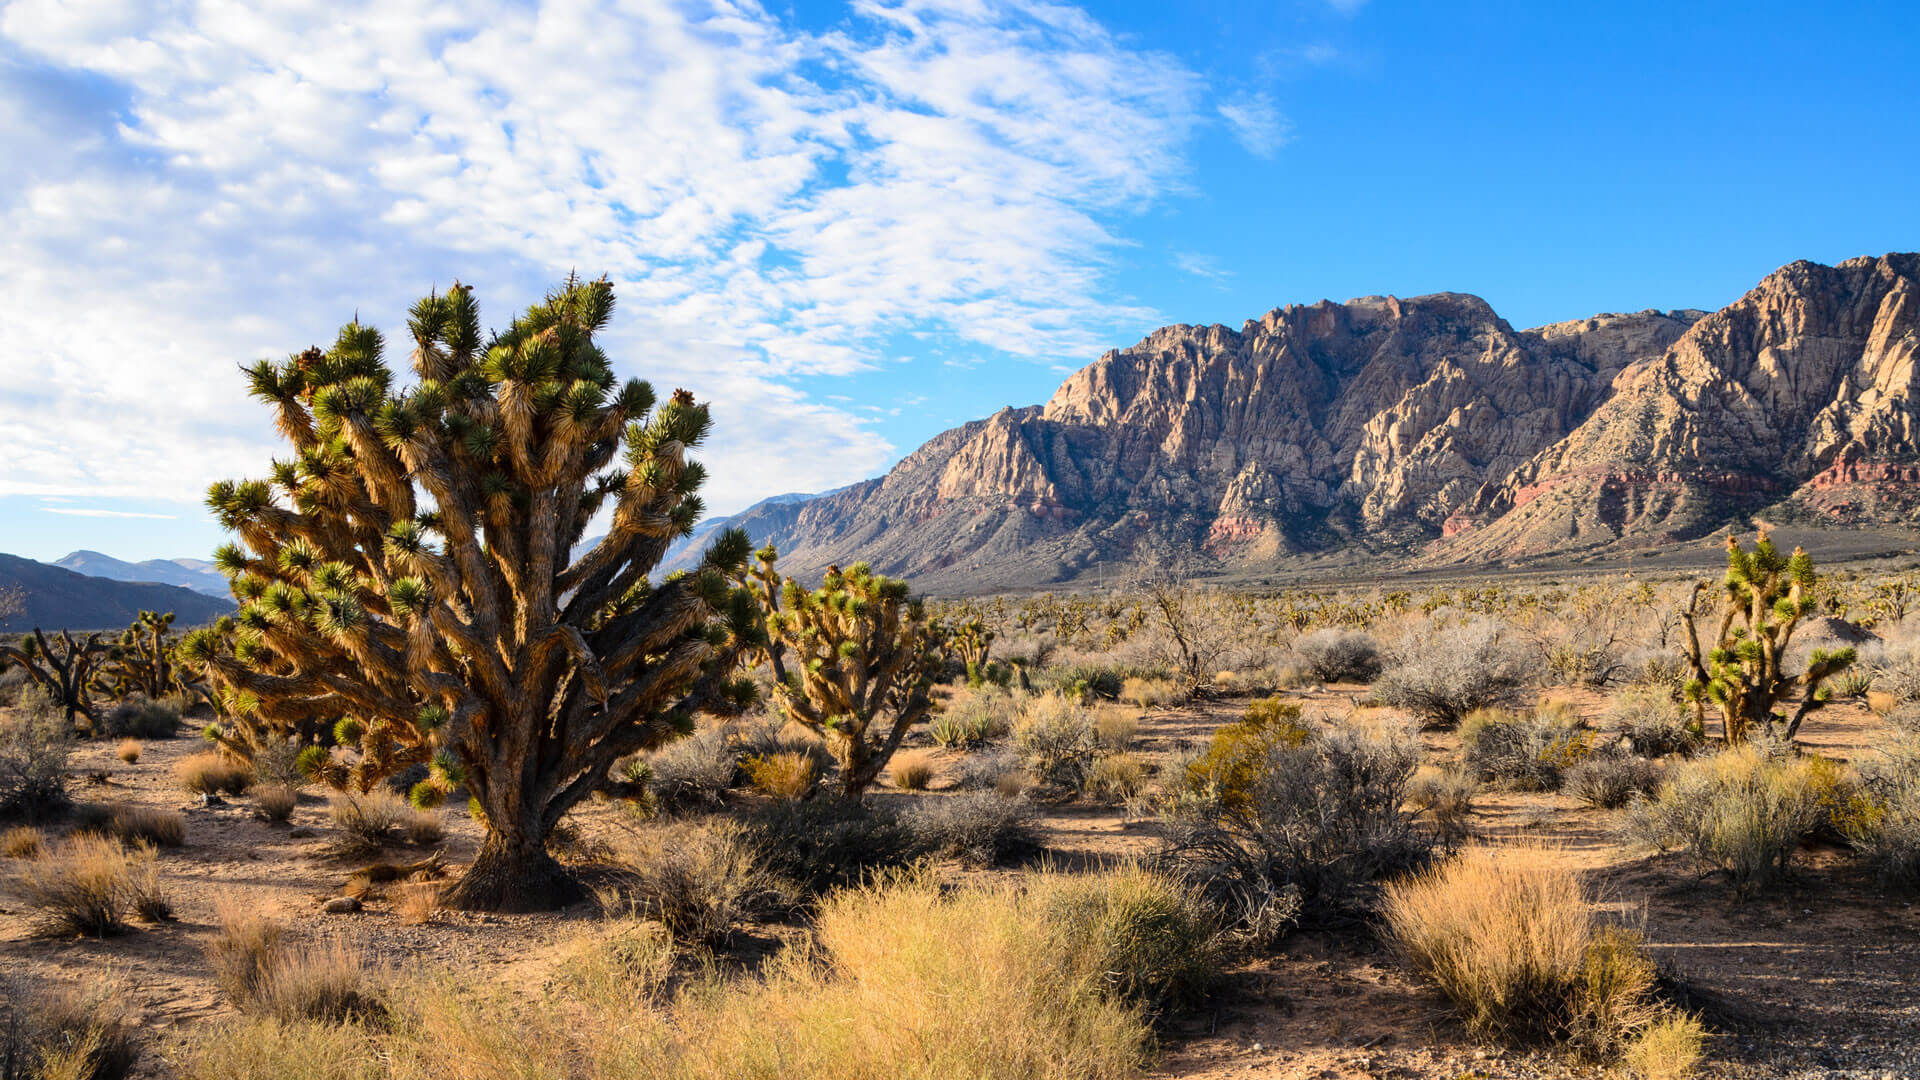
181;278;761;911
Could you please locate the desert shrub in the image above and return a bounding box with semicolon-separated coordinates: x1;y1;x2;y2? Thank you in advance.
1178;697;1311;812
1606;688;1704;758
1293;629;1382;683
1118;677;1177;708
732;718;833;773
327;789;407;855
1384;848;1682;1060
0;695;70;819
206;905;385;1023
1461;706;1594;791
1565;755;1663;809
888;750;935;790
1086;753;1148;803
1162;720;1427;934
646;727;737;811
0;979;138;1080
951;747;1025;792
246;737;308;790
1619;647;1690;697
1828;665;1874;699
14;832;164;936
902;791;1041;868
254;785;298;823
207;906;285;1007
171;1016;379;1080
1374;620;1534;728
610;819;781;944
1846;734;1920;884
1626;744;1825;890
1863;639;1920;704
75;802;187;847
1012;693;1099;795
929;686;1018;748
1407;768;1477;842
742;798;917;897
3;823;45;857
742;751;820;800
1034;863;1220;1016
115;739;141;764
175;752;254;797
100;693;180;738
1038;661;1129;702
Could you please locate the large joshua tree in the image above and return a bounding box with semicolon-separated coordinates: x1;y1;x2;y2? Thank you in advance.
181;278;760;911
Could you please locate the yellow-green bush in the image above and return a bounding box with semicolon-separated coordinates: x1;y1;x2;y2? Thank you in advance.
1181;697;1310;812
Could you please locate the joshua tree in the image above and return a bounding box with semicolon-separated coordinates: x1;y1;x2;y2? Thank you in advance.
0;629;107;730
99;610;179;699
950;615;995;685
761;554;945;799
1681;532;1854;745
180;278;760;911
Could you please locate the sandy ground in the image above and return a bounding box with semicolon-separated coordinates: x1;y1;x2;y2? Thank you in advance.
3;688;1917;1079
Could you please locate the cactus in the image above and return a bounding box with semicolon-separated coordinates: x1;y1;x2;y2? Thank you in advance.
1681;532;1854;746
0;628;107;730
98;610;179;699
179;278;761;911
762;554;946;799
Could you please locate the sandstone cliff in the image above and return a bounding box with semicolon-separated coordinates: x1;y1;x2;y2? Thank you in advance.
681;253;1919;591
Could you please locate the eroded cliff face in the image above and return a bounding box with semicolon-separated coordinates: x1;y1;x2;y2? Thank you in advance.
689;253;1920;591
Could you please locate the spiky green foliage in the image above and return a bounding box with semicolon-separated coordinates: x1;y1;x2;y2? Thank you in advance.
180;278;762;911
98;610;179;699
950;616;996;686
0;628;107;730
761;551;947;799
1681;532;1854;745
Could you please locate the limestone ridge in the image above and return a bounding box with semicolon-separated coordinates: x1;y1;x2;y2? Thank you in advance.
687;253;1918;591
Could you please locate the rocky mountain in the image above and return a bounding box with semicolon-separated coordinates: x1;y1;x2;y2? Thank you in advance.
0;554;235;632
53;550;231;598
682;253;1920;592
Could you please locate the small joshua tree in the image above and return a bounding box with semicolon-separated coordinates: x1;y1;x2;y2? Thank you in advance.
180;278;760;911
761;553;946;800
99;610;179;699
950;616;995;685
1;629;107;730
1681;532;1854;745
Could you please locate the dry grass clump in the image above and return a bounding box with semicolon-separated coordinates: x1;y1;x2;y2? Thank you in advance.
609;819;781;944
397;880;443;925
1605;688;1703;758
1012;692;1099;795
1092;706;1138;749
1118;676;1177;708
206;906;384;1023
928;686;1018;748
116;739;142;764
1623;1014;1709;1080
888;750;936;790
1383;848;1701;1073
3;823;47;857
1407;767;1477;842
1;979;139;1080
176;752;254;797
1085;752;1147;803
742;750;820;800
15;832;170;936
399;807;443;846
171;1016;378;1080
1032;862;1220;1016
254;785;298;823
327;790;407;855
1846;733;1920;884
646;727;738;811
549;916;676;1002
901;791;1041;868
77;801;187;847
1565;754;1663;809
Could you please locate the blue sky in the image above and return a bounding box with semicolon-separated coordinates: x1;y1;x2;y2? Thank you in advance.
1;0;1915;563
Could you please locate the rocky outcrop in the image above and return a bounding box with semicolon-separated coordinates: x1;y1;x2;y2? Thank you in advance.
686;253;1919;592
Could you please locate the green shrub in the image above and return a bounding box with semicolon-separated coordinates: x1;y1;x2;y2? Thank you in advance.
100;693;180;738
1846;734;1920;884
929;686;1018;748
1035;864;1220;1016
1606;688;1704;758
0;691;70;820
1012;693;1099;795
1461;706;1594;791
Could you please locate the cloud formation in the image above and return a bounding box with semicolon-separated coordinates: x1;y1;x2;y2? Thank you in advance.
0;0;1203;515
1217;91;1292;158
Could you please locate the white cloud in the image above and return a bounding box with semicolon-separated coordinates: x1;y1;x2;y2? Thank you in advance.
1217;91;1292;158
0;0;1203;516
40;508;177;519
1174;252;1231;281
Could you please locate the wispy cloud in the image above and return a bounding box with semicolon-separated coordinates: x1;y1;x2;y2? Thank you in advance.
1217;92;1292;158
0;0;1204;515
40;508;177;520
1174;252;1232;281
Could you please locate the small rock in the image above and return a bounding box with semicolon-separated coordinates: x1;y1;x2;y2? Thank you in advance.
288;827;315;839
321;896;362;914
